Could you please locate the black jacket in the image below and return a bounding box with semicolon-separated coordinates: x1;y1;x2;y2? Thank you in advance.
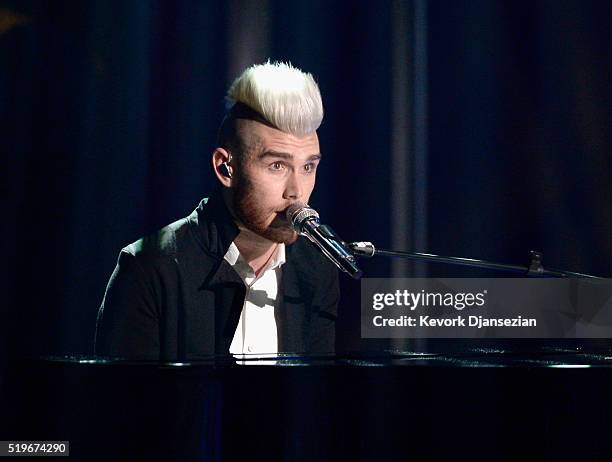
94;192;339;360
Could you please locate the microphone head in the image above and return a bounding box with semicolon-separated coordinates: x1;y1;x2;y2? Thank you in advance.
285;202;319;233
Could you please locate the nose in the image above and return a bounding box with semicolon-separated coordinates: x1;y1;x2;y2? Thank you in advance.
282;171;303;201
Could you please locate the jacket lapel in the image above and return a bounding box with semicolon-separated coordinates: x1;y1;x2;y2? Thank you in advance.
277;243;314;353
200;258;245;355
190;190;245;356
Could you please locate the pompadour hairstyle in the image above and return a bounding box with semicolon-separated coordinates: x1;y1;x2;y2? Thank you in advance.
226;60;323;137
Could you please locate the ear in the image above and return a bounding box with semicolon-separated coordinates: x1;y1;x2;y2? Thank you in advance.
212;147;233;187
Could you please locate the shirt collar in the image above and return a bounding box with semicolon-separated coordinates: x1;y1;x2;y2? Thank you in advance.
268;243;286;270
223;241;241;266
223;242;286;278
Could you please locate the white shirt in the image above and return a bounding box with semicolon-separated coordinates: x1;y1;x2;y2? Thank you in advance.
225;242;286;355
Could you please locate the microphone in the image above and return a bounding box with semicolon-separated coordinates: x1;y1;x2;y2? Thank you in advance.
286;203;363;279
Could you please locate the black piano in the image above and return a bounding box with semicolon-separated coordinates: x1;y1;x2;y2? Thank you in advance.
3;348;612;461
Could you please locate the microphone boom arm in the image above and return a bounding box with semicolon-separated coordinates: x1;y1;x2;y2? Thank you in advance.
348;242;603;279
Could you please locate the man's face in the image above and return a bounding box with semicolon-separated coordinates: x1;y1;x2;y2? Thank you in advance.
231;120;321;244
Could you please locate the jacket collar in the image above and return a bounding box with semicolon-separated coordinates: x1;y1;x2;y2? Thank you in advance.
188;187;241;260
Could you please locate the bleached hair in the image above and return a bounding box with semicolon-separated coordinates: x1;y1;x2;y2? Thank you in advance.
227;61;323;137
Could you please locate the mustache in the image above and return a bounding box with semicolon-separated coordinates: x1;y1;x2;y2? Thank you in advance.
277;202;303;215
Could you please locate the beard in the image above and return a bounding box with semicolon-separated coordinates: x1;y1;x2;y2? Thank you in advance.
231;174;299;244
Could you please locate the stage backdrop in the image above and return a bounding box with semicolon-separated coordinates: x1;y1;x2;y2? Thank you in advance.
2;0;610;358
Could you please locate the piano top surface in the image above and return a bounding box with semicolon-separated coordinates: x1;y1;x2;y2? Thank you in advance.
38;346;612;368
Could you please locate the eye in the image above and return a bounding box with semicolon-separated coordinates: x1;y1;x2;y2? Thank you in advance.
303;162;317;173
269;161;285;172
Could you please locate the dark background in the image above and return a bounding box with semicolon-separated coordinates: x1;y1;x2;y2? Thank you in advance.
2;0;610;359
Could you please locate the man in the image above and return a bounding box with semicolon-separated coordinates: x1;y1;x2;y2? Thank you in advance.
95;61;339;360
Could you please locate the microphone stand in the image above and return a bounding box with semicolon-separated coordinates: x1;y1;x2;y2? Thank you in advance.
347;242;604;279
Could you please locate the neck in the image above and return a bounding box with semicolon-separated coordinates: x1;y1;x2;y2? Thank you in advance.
234;229;278;275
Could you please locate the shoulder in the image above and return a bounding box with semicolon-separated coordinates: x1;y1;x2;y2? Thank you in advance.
121;216;193;268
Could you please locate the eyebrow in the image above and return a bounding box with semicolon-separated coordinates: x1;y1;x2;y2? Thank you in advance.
258;150;322;161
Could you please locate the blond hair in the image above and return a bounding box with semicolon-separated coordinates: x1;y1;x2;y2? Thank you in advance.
226;61;323;136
